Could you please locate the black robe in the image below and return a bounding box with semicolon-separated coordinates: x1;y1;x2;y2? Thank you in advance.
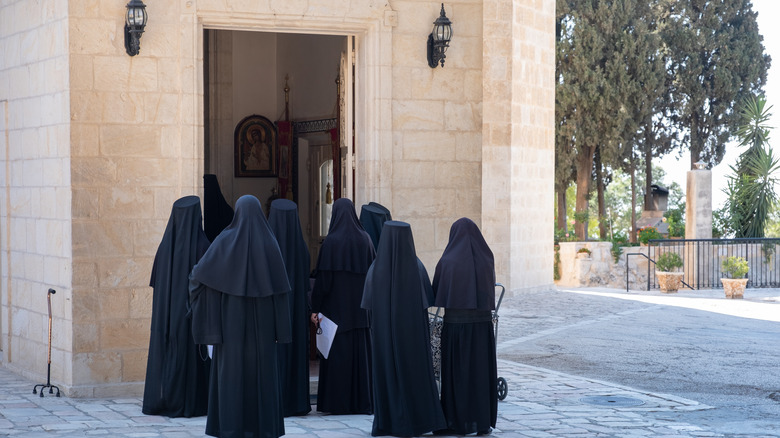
361;221;446;437
369;201;392;220
432;218;498;435
189;195;292;438
268;199;312;417
143;195;210;418
310;198;374;415
203;174;234;242
359;203;391;251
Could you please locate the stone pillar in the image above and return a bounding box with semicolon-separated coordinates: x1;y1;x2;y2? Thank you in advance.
481;0;556;294
684;166;712;286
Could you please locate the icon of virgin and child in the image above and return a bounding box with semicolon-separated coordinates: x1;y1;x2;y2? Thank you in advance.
243;125;271;172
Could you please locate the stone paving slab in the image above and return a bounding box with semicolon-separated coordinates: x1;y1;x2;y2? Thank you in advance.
0;358;723;438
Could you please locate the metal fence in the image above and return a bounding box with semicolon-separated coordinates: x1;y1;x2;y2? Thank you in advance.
641;238;780;289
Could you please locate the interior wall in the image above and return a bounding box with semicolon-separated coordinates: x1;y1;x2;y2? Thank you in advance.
230;31;278;208
207;31;343;215
275;33;344;121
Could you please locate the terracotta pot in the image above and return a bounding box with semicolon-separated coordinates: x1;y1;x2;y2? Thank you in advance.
721;278;748;299
656;271;683;293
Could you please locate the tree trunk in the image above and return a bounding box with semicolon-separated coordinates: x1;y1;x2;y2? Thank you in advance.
574;145;596;240
596;152;607;240
644;144;653;211
556;188;567;232
690;116;701;170
630;161;637;243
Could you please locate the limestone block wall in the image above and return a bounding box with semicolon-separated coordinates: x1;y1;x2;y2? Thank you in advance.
68;0;201;396
556;242;653;290
0;0;74;387
482;0;555;293
2;0;556;396
387;0;484;270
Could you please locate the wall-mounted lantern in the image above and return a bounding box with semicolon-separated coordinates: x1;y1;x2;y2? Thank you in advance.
427;3;453;68
124;0;148;56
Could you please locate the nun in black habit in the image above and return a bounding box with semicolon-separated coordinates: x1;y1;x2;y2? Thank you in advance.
361;221;447;437
433;218;498;435
310;197;375;415
143;195;210;418
268;199;312;417
203;174;234;242
189;195;292;438
359;203;391;251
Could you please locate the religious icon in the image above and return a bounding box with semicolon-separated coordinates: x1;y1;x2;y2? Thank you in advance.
234;115;277;177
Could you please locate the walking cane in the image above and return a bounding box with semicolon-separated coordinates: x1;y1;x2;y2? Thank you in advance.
33;288;60;397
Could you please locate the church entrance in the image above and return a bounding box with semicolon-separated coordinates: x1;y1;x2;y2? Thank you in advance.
202;30;355;271
202;29;358;401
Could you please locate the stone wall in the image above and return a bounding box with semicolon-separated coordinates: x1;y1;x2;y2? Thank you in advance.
481;0;555;292
1;0;555;396
556;242;654;290
68;0;200;396
385;0;484;269
0;0;74;389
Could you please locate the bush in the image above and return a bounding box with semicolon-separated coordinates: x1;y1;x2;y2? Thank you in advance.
577;247;591;256
655;252;683;272
722;256;749;279
637;226;662;245
609;234;628;263
610;240;623;264
664;209;685;238
554;227;574;244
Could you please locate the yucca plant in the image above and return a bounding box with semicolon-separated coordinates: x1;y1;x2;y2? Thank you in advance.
726;95;779;238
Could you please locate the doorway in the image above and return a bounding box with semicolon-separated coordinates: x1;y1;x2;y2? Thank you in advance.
203;30;354;271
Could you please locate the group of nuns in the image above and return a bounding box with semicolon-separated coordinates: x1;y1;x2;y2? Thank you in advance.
143;176;498;438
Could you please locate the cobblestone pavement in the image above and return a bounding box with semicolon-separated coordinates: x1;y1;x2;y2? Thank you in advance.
0;360;718;437
4;286;775;437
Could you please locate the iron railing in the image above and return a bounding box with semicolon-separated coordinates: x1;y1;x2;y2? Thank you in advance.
638;238;780;290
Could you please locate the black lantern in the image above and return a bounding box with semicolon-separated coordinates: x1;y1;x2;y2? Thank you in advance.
124;0;148;56
427;4;452;68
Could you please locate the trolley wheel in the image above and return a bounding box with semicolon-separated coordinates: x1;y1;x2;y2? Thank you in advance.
497;377;508;401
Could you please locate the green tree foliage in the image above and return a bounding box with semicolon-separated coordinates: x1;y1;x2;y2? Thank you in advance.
725;96;779;237
556;0;666;240
599;164;683;240
664;0;770;169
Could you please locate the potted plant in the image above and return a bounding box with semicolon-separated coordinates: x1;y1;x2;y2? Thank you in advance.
655;252;683;293
576;247;592;258
638;226;662;246
721;256;749;299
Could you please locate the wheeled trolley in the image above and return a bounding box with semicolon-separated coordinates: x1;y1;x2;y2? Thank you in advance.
429;282;508;401
493;283;507;400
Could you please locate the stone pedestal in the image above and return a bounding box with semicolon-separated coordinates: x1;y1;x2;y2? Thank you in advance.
685;168;713;286
685;168;712;240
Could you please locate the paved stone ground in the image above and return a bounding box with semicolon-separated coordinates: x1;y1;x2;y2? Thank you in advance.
8;285;777;437
0;358;720;438
1;291;733;438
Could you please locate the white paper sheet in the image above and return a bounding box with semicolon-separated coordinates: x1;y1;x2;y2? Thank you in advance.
315;313;338;359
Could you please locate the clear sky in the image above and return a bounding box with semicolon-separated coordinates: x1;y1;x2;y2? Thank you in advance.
656;0;779;209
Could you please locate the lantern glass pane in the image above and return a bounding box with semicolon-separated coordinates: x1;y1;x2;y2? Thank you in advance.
434;25;445;41
126;7;145;26
442;25;452;40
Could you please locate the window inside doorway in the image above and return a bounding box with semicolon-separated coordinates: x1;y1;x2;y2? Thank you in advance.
319;159;334;236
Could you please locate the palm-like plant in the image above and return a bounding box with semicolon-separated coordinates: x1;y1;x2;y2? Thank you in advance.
727;96;778;238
